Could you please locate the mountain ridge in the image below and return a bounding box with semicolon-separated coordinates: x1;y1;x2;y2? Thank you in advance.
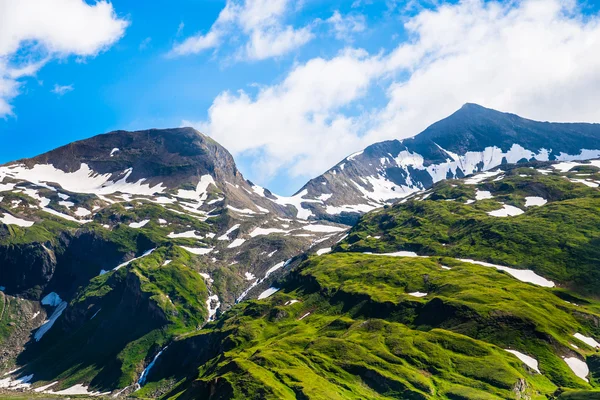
293;103;600;223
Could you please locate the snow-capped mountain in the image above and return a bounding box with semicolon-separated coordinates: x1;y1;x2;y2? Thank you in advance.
0;127;347;310
292;104;600;223
1;105;600;397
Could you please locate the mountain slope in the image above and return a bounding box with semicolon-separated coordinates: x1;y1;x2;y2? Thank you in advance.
0;128;347;395
136;159;600;399
294;104;600;223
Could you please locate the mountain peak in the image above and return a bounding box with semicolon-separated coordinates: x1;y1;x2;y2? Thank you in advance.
8;127;240;189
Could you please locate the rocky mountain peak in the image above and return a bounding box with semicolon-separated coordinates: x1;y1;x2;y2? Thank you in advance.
15;127;241;189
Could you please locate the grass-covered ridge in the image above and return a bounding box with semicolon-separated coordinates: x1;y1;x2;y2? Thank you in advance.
338;165;600;294
142;251;600;399
17;245;210;392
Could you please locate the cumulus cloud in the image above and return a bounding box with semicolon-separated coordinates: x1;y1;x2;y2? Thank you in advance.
0;0;128;116
170;0;313;60
188;0;600;186
326;11;367;40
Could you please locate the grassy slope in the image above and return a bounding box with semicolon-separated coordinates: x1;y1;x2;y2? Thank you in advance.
150;253;600;399
339;167;600;294
146;165;600;399
18;242;211;392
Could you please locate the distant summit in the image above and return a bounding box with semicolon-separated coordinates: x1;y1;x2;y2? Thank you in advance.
292;104;600;223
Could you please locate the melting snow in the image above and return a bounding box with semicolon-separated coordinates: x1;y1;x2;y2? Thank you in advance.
475;190;493;200
563;357;589;382
110;148;120;156
180;246;213;255
570;178;599;188
33;381;58;392
249;227;289;237
258;287;280;300
226;205;257;215
34;301;67;341
137;346;169;387
407;292;428;298
264;261;286;279
363;251;422;258
0;374;34;390
285;299;299;305
316;247;332;255
206;295;220;321
303;224;346;233
227;238;246;248
0;213;34;227
505;350;540;373
488;204;524;217
168;230;204;239
0;163;165;196
524;196;547;207
464;170;503;185
218;224;240;240
199;273;214;284
298;312;311;320
129;220;150;228
553;159;600;173
271;189;318;220
573;333;600;348
114;248;156;271
58;200;74;208
458;259;555;287
41;292;62;307
244;272;256;281
176;175;215;204
75;207;91;217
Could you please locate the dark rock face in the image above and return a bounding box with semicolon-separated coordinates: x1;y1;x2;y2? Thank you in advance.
0;242;57;297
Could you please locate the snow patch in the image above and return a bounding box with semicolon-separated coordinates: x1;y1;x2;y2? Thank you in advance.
573;333;600;348
0;213;34;227
180;246;213;255
228;238;246;248
129;219;150;228
114;248;156;271
458;259;555;287
303;224;346;233
524;196;547;207
563;357;589;382
218;224;240;240
316;247;332;255
34;301;67;341
505;350;540;373
258;287;280;300
168;230;204;240
41;292;62;307
475;190;493;200
407;292;427;298
488;204;524;217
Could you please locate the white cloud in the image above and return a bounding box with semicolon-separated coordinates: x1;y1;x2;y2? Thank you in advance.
326;11;367;40
51;84;74;96
170;0;313;60
0;0;128;116
189;0;600;188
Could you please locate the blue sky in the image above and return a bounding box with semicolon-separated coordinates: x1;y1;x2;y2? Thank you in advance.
2;0;600;195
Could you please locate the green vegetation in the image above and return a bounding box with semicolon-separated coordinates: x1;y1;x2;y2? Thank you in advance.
18;245;210;392
149;252;600;399
339;169;600;294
